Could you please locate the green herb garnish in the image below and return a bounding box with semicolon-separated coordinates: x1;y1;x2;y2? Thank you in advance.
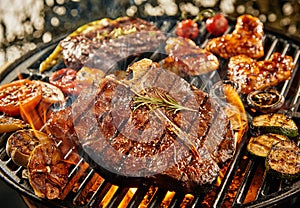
133;89;197;114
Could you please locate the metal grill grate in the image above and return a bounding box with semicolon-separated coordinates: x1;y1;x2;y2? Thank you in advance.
0;17;299;208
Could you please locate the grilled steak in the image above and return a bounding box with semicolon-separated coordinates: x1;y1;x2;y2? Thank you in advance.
44;17;166;71
162;37;219;76
205;14;264;59
46;59;235;194
228;52;294;94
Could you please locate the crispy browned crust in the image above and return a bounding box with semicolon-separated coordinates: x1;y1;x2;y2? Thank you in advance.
206;14;264;59
228;52;294;94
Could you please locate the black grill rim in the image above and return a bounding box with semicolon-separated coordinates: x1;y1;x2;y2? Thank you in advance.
0;16;299;208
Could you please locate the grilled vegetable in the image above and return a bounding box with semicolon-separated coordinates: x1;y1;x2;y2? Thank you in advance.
49;68;81;95
247;89;284;114
206;13;228;36
37;80;65;104
266;140;300;180
6;129;51;167
176;19;199;39
0;79;42;116
250;113;298;138
0;115;28;133
28;143;70;199
247;133;288;157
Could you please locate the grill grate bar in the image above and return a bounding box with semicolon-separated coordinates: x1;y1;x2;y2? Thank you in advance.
281;43;290;55
264;37;278;60
254;170;268;200
68;157;84;178
232;159;257;205
190;195;206;208
72;169;96;204
289;49;300;111
147;188;169;208
280;47;300;98
88;180;111;207
291;84;300;112
127;186;151;208
105;187;130;208
167;192;188;208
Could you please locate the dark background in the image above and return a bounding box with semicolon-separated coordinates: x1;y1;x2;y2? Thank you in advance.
0;0;299;207
0;179;26;207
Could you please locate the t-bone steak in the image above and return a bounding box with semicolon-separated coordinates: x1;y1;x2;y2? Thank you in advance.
46;59;235;194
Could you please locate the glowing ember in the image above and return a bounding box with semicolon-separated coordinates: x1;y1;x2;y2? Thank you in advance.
119;188;137;207
180;194;194;207
216;172;223;186
160;191;175;207
140;186;158;207
99;185;119;207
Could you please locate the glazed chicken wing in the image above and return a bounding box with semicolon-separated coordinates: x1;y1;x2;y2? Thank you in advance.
228;52;294;94
206;15;264;59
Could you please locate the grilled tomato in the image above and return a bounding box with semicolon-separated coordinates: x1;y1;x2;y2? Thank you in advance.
49;68;81;95
176;19;199;40
206;13;228;36
0;79;42;116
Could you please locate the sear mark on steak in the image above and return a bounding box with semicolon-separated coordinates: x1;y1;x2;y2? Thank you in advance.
46;59;235;194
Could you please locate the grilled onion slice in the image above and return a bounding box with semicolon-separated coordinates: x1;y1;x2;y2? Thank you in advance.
6;129;50;167
28;143;70;199
0;115;28;133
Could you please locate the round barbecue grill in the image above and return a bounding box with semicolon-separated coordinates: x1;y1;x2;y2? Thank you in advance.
0;5;300;208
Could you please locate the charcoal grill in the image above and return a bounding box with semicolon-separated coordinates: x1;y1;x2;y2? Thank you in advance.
0;16;300;208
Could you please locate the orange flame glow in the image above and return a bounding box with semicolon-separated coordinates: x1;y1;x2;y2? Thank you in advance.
99;185;119;207
216;170;225;186
118;188;137;208
19;101;44;131
223;84;248;145
161;191;175;207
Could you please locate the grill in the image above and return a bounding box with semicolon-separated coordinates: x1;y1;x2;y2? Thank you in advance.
0;16;300;208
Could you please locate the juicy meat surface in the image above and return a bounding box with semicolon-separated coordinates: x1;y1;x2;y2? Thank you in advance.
46;107;79;155
228;52;294;94
49;59;235;194
205;14;264;59
60;16;166;70
163;37;219;76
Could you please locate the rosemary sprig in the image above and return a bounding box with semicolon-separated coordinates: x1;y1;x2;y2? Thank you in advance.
146;102;201;160
133;90;197;114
